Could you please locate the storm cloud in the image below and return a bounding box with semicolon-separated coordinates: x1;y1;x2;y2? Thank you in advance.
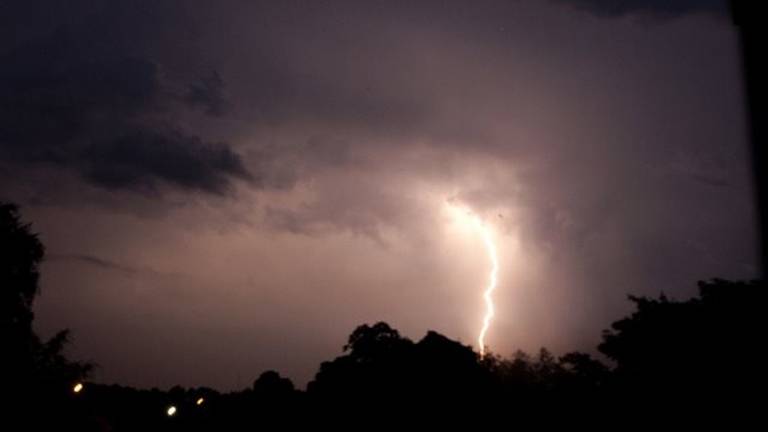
1;0;757;390
0;4;250;195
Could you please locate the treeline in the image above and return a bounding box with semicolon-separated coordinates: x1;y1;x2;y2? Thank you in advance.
2;202;765;429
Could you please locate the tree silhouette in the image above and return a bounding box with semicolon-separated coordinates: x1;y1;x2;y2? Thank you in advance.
1;202;44;339
598;279;766;413
1;202;91;428
252;370;295;395
308;322;414;402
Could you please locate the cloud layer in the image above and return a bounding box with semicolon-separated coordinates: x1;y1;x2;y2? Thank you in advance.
0;6;250;195
1;0;757;390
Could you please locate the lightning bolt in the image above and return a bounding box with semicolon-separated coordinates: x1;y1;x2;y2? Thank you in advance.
445;202;501;359
475;219;499;359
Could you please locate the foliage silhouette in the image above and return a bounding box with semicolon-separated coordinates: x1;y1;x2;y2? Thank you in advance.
597;279;765;414
1;202;91;429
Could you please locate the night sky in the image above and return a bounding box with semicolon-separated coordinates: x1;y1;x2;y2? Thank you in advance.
1;0;757;390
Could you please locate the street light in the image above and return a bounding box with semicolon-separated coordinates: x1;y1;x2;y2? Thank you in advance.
167;405;177;417
73;383;83;394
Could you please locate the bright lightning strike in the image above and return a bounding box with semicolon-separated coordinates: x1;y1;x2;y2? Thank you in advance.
445;202;500;359
476;219;499;359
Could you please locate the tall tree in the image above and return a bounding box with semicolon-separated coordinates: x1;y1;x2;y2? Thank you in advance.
1;202;90;427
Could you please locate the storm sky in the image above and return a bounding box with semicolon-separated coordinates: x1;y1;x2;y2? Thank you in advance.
1;0;757;390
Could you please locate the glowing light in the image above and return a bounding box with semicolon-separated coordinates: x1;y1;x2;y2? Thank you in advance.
196;397;205;406
477;221;499;358
73;383;83;393
445;201;500;359
167;406;177;417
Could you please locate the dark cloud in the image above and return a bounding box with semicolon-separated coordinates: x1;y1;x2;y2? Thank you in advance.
551;0;728;19
82;128;252;194
184;71;229;116
0;15;249;196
